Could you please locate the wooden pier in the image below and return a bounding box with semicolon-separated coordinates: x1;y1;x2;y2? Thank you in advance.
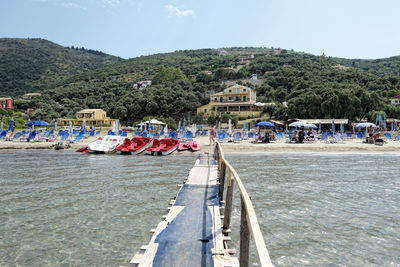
130;143;273;267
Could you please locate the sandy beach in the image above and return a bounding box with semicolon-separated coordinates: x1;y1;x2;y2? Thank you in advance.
1;134;400;153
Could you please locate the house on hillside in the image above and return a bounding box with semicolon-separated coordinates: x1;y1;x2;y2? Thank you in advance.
0;97;13;110
197;85;263;118
22;93;42;100
389;97;400;105
133;80;151;90
58;109;116;127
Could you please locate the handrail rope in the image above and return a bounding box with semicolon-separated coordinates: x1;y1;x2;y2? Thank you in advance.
216;142;274;267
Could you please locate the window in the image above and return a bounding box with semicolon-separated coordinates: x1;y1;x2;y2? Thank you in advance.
243;96;246;101
243;89;246;92
220;97;223;102
204;108;207;112
235;96;239;101
229;89;232;93
214;97;217;101
237;88;240;93
228;96;232;101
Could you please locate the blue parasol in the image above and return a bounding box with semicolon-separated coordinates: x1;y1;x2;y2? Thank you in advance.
256;121;275;127
8;117;15;132
27;120;50;127
182;117;186;135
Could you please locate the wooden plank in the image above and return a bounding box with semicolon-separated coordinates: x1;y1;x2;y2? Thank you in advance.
209;206;225;256
213;255;240;267
186;165;218;185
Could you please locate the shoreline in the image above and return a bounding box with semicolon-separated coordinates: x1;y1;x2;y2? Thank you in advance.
1;135;400;154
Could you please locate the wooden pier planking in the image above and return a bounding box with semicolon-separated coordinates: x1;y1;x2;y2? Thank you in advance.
131;153;238;267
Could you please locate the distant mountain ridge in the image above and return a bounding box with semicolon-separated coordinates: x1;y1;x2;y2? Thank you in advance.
0;38;123;96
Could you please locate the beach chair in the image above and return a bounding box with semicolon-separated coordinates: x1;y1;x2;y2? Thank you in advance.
95;131;100;135
121;131;128;137
0;130;8;140
184;131;194;141
70;133;83;143
61;132;69;141
384;132;392;140
169;131;178;140
356;132;364;139
233;132;242;142
26;131;37;142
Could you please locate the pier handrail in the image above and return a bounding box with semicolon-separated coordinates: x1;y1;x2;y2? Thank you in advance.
215;142;274;267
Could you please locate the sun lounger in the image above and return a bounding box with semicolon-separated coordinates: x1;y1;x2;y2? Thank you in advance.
184;131;194;141
233;132;242;142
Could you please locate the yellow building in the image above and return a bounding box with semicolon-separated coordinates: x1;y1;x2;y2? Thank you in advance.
58;109;116;127
197;85;263;117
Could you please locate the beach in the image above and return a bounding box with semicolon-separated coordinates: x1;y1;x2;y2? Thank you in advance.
1;134;400;153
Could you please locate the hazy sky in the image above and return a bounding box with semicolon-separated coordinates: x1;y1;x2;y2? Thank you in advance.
1;0;400;59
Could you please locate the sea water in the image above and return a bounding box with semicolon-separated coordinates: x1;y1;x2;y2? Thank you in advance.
0;150;399;266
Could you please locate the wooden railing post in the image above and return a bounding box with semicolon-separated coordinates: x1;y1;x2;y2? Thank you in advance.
218;162;226;199
223;170;234;232
240;196;250;267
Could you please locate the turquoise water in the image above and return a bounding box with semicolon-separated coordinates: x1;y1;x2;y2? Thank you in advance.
1;150;399;266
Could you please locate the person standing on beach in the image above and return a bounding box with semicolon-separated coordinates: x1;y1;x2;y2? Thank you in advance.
368;125;374;144
210;126;215;145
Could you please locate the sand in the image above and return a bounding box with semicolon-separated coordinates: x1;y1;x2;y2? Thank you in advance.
1;135;399;154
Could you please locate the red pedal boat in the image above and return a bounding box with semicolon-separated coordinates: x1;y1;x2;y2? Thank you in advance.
178;142;190;151
116;136;153;154
188;141;200;151
146;138;179;156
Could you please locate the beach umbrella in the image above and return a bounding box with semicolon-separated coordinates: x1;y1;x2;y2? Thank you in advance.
177;120;181;133
26;120;50;127
340;123;345;133
81;120;86;132
256;121;275;127
391;121;394;131
288;121;307;128
331;119;335;134
1;121;3;132
164;124;169;137
355;122;377;128
319;122;322;131
53;119;57;131
352;124;355;134
8;117;15;132
306;123;318;129
228;119;232;135
69;120;73;133
285;123;288;132
217;121;221;134
147;117;151;132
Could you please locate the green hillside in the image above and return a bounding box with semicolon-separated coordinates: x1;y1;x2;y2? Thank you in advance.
2;40;400;124
334;56;400;77
0;38;122;97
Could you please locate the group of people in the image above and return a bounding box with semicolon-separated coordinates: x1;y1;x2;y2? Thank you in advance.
290;129;315;143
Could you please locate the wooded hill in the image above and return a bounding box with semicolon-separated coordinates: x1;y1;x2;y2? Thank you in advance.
0;38;122;96
1;39;400;124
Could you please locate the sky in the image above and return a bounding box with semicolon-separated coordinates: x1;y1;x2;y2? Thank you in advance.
1;0;400;59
